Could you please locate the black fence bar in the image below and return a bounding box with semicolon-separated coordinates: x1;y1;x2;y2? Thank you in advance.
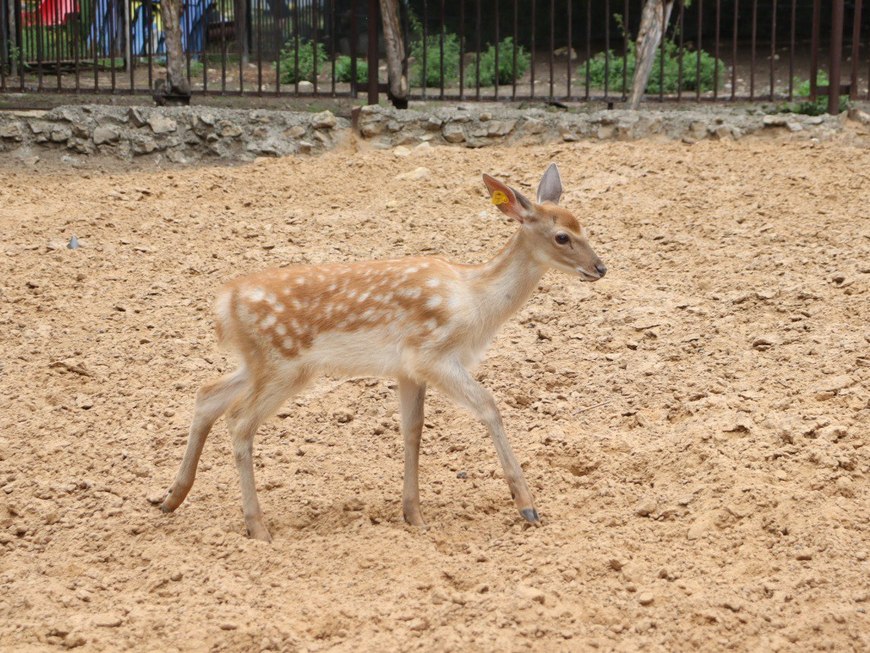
622;0;630;102
696;0;702;102
492;0;498;99
750;0;757;99
0;0;6;90
419;0;427;100
829;0;844;114
529;0;535;98
438;0;445;100
657;0;663;102
457;0;464;99
714;0;721;101
349;0;357;97
513;0;518;100
732;0;739;100
603;0;609;99
769;0;776;101
789;0;796;100
366;0;376;104
810;0;820;100
473;0;480;101
547;0;553;99
87;0;98;91
35;0;43;91
584;0;590;100
850;0;863;101
677;1;684;102
565;0;571;101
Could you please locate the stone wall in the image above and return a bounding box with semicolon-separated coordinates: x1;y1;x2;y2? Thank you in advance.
355;105;850;148
0;103;860;166
0;105;347;165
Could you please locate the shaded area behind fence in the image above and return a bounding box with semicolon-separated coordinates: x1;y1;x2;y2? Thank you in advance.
1;0;868;105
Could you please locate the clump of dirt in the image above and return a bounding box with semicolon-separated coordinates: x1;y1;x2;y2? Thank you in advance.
0;136;867;652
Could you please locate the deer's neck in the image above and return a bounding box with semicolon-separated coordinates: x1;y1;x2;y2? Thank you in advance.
466;229;546;330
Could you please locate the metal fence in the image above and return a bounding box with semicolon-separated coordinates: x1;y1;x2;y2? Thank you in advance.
1;0;868;105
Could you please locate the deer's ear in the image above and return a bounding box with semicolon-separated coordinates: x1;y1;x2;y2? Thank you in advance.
483;174;534;223
537;163;563;205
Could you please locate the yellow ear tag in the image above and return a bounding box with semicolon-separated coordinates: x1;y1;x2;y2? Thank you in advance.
491;190;509;206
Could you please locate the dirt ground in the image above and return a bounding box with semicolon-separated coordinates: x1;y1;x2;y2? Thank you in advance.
0;132;868;652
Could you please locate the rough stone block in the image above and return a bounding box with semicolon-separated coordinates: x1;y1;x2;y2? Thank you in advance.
359;120;384;137
311;110;337;129
131;136;158;155
0;123;23;141
93;126;120;145
442;123;466;143
218;121;243;138
148;114;177;134
127;108;148;127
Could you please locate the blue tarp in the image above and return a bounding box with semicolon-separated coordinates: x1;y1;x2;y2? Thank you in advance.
87;0;210;57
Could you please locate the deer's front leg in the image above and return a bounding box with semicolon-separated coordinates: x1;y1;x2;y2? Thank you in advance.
398;376;427;527
428;361;539;525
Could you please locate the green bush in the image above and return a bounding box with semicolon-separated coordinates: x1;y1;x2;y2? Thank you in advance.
334;55;368;84
410;31;461;87
466;37;531;86
188;61;204;79
780;72;849;115
581;37;725;95
277;40;327;84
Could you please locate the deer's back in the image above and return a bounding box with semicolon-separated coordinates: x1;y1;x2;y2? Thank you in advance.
213;257;485;376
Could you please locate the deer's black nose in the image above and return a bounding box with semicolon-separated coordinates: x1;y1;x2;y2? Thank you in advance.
595;262;607;278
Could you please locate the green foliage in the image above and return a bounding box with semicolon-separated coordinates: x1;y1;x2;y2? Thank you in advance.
188;61;204;79
581;14;724;95
277;40;327;84
780;72;849;115
582;38;724;95
466;37;531;86
334;55;368;84
410;31;461;88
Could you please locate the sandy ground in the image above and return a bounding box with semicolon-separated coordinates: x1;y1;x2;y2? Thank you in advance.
0;133;868;652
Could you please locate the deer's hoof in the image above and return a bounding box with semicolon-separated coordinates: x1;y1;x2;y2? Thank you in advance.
246;523;273;542
402;508;427;527
520;508;540;525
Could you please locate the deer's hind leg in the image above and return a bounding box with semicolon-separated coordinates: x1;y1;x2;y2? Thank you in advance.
161;367;249;513
227;366;312;542
398;376;427;527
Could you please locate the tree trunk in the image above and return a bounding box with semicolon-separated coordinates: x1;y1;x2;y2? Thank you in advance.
379;0;408;108
629;0;675;110
234;0;249;67
156;0;191;104
7;1;17;77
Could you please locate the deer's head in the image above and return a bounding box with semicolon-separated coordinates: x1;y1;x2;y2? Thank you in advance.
483;164;606;282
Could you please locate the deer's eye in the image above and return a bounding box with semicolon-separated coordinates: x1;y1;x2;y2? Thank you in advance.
555;233;570;245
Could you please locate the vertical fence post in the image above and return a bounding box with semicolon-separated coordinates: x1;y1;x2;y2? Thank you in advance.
367;0;378;104
809;0;819;100
828;0;844;114
849;0;862;101
350;0;358;98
